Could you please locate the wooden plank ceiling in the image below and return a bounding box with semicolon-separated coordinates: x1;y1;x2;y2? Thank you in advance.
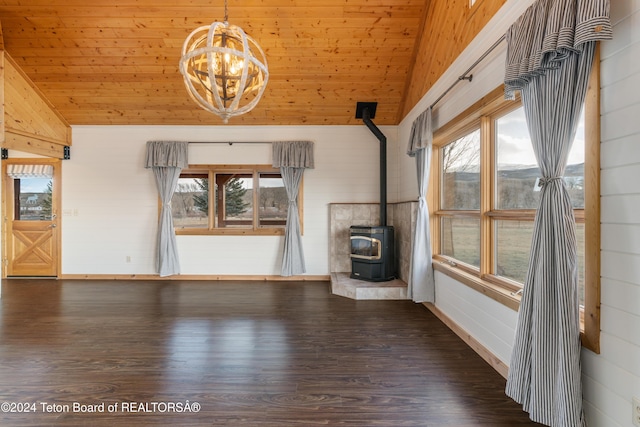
0;0;504;126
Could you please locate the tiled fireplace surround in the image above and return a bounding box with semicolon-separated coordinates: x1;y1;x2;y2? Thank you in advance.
329;202;417;300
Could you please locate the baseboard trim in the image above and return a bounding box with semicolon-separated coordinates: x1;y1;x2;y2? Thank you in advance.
424;302;509;379
59;274;331;282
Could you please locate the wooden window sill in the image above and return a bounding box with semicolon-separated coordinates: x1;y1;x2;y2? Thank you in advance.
433;259;521;311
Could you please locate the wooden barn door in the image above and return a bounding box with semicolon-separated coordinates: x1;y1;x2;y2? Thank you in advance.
3;159;61;277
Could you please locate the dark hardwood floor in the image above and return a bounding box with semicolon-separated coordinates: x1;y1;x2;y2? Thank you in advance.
0;279;540;426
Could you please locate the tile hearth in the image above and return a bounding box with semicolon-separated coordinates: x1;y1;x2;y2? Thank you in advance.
331;272;408;300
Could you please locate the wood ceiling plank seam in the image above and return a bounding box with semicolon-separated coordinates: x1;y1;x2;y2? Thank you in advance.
2;5;426;19
0;16;419;29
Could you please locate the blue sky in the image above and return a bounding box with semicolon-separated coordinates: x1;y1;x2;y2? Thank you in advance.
20;178;51;193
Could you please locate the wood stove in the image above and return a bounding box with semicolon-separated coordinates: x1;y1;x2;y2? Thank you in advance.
348;102;396;282
350;225;395;282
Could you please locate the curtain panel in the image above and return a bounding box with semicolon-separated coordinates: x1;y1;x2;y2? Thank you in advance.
503;1;611;426
144;141;189;277
406;108;435;303
272;141;314;276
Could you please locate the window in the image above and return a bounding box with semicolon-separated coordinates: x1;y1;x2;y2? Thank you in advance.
6;164;55;221
492;106;586;300
431;81;600;352
171;165;298;235
441;129;481;267
14;177;53;221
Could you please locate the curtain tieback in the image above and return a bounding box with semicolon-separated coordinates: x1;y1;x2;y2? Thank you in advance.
538;176;563;186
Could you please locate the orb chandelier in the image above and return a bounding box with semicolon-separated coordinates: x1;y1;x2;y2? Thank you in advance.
179;0;269;123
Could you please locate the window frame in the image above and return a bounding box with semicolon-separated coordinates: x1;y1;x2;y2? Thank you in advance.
438;123;482;270
430;59;601;353
172;164;302;236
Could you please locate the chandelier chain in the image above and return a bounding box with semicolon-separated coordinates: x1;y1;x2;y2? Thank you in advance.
224;0;229;22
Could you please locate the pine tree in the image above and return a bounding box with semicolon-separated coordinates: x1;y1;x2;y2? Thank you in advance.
193;178;209;213
224;177;249;216
192;177;249;217
41;180;53;219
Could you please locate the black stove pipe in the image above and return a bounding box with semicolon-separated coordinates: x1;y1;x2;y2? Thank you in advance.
361;107;387;227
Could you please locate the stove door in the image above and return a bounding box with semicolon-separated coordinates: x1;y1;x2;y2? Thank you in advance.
350;235;381;260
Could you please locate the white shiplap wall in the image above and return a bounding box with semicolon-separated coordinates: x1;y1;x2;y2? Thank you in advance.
63;125;397;276
584;1;640;426
394;0;640;426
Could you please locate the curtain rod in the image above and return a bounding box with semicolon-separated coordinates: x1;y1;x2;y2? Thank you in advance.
187;141;272;145
429;34;506;110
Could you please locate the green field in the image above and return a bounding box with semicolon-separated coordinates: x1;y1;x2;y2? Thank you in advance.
442;219;585;306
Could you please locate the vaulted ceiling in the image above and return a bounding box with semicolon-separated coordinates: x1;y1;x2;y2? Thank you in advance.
0;0;505;126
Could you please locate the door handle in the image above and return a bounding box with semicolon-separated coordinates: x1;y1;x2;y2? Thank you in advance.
49;223;57;228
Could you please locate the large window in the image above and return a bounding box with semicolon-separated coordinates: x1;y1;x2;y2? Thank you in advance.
431;83;600;352
492;106;586;299
440;129;481;267
171;165;298;235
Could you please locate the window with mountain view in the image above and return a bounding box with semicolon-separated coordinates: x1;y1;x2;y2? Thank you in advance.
434;100;588;305
432;72;599;351
494;106;585;302
170;165;297;235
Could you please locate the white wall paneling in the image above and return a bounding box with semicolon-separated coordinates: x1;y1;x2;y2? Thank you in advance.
63;125;397;277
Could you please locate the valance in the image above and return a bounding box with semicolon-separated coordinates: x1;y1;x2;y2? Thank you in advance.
144;141;189;169
504;0;611;98
406;108;433;157
272;141;315;169
6;164;54;179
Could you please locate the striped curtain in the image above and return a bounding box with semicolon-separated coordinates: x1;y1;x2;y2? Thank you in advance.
144;141;189;277
406;108;435;302
272;141;314;276
503;1;611;426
